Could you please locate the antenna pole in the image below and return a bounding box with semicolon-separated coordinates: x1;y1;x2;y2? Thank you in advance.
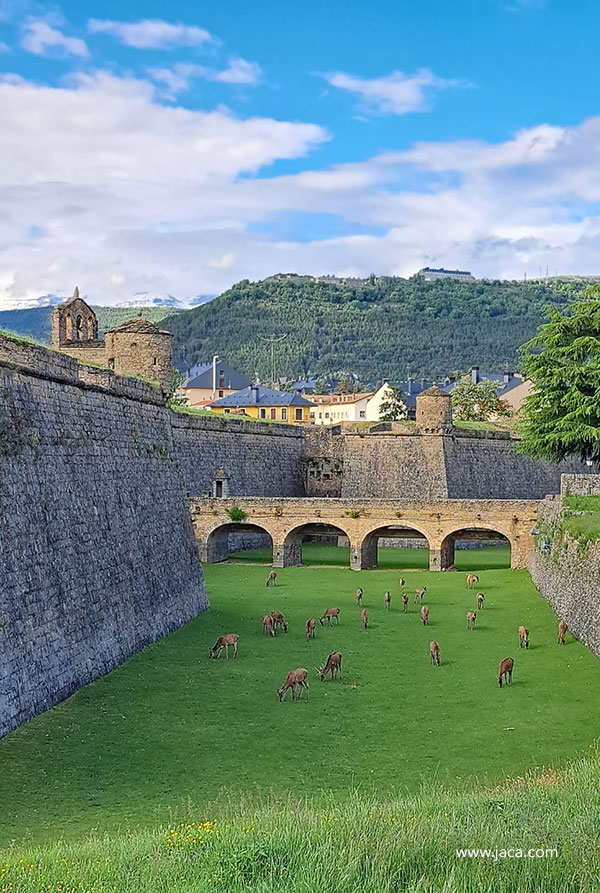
257;333;288;388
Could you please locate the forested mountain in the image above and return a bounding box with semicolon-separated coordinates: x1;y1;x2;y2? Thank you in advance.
0;305;181;344
163;276;588;382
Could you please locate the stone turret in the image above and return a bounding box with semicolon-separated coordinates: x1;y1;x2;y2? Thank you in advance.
51;287;99;348
104;313;173;393
416;386;453;434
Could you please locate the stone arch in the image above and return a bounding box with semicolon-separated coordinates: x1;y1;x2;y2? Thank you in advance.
279;521;353;568
65;313;73;340
358;523;433;570
75;314;83;340
201;521;274;564
439;525;513;571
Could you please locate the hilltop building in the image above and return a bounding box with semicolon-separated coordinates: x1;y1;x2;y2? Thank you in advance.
210;384;314;425
419;267;475;282
182;360;250;408
51;288;173;392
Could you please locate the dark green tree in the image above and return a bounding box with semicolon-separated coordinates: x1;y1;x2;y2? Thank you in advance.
378;386;407;421
519;296;600;462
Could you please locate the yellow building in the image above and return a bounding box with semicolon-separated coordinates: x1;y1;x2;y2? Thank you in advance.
210;384;314;425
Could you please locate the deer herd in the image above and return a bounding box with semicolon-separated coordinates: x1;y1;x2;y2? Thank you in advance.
209;569;571;700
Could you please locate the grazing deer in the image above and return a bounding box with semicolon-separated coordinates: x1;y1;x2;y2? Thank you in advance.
209;633;239;660
558;620;568;645
271;610;288;633
465;573;479;589
361;608;368;629
421;605;429;625
415;586;427;604
317;651;342;681
384;591;391;611
498;657;514;688
278;668;309;702
518;626;529;649
430;641;440;666
262;614;276;637
266;571;277;587
355;587;363;605
466;611;477;630
476;592;485;609
320;607;340;626
402;594;408;613
399;576;405;592
306;618;316;639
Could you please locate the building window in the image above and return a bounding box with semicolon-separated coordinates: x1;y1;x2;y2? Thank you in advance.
295;408;303;421
325;412;329;419
270;408;277;420
152;357;157;366
108;358;115;369
359;411;366;418
218;389;224;397
131;342;137;349
260;408;267;419
75;315;83;340
215;480;223;498
282;408;288;421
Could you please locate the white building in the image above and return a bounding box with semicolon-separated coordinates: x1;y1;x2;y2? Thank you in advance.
309;383;404;425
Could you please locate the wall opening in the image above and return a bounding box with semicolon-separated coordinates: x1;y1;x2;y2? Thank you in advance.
440;528;511;571
205;523;273;564
360;526;431;570
285;523;350;567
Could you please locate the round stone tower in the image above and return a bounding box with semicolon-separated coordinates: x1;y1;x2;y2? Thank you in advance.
104;314;173;393
416;385;453;434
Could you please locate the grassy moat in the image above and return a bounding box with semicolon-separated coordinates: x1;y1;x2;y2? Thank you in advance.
2;546;600;890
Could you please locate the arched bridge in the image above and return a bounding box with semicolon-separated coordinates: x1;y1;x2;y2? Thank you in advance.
190;497;540;571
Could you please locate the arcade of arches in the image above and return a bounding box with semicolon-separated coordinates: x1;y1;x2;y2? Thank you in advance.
191;497;539;571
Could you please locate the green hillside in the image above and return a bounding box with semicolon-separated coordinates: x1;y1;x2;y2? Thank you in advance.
163;276;587;381
0;305;181;344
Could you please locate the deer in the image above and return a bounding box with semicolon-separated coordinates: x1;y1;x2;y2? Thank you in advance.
306;618;316;639
430;641;440;666
421;605;429;625
209;633;239;659
466;611;477;630
317;651;342;681
266;571;277;587
476;592;485;610
402;594;408;613
384;591;391;611
278;668;309;702
356;587;363;606
361;608;368;629
466;573;479;589
399;576;405;592
415;586;427;604
320;607;340;626
262;614;276;637
498;657;514;688
518;626;529;649
271;610;288;633
558;620;568;645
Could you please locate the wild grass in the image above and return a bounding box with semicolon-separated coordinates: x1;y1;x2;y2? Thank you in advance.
561;494;600;544
2;754;600;891
1;560;599;854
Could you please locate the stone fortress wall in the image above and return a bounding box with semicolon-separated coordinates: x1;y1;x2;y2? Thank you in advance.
0;335;208;738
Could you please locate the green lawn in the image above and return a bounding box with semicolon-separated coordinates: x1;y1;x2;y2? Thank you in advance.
230;542;512;570
1;558;599;852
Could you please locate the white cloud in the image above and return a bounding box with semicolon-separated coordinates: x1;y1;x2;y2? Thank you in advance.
148;57;262;98
87;18;213;49
323;68;467;115
214;57;261;85
3;68;600;307
21;20;88;58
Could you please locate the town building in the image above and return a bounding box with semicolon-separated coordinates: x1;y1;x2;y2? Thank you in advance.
181;359;250;408
51;288;174;392
309;383;401;425
419;267;475;282
440;367;530;413
209;384;314;425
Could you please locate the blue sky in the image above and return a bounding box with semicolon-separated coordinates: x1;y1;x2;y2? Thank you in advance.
1;0;600;306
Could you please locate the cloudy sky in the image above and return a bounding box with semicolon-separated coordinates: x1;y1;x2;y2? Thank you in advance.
1;0;600;307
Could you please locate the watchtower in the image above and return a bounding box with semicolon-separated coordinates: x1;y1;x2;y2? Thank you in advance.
51;287;99;348
416;386;453;434
104;314;173;393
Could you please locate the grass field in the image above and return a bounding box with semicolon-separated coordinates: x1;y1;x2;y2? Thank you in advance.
229;542;512;570
1;548;599;855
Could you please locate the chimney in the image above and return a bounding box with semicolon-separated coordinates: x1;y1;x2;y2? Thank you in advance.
421;378;426;391
407;378;413;395
471;366;479;384
503;371;512;383
250;384;259;404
